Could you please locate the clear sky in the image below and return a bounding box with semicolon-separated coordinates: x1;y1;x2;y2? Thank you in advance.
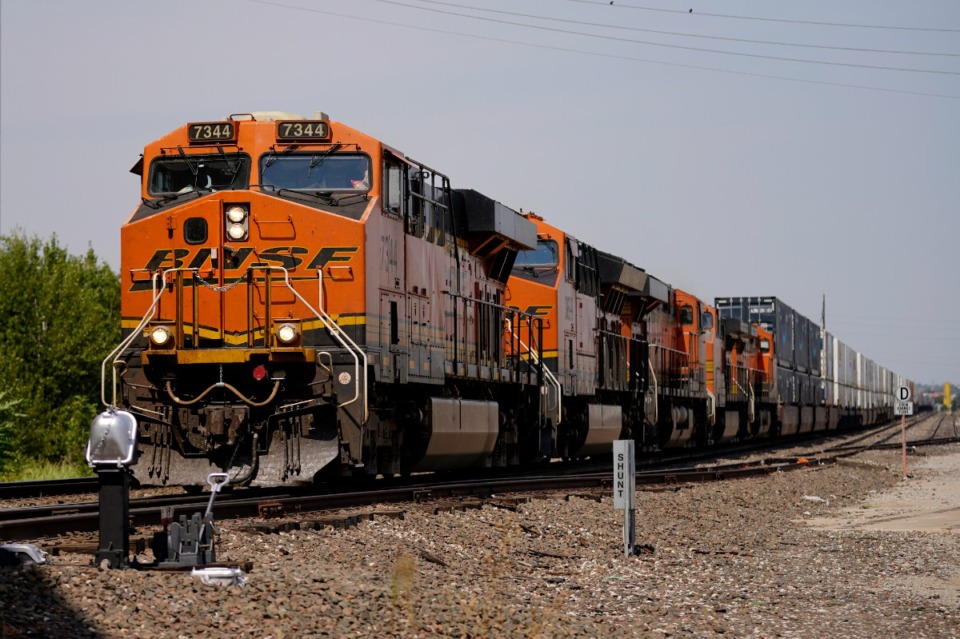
1;0;957;386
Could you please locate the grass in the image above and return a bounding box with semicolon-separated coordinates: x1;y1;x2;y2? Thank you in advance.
0;457;93;482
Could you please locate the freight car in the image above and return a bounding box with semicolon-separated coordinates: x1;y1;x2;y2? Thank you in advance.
100;112;912;487
716;297;909;433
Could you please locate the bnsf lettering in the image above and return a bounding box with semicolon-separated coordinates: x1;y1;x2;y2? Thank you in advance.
188;248;214;270
144;248;190;270
307;247;359;269
508;305;553;317
132;246;359;291
258;246;309;270
224;247;255;270
524;305;553;317
139;246;357;273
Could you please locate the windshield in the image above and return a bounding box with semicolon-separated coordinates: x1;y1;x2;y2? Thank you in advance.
148;154;250;195
513;240;559;269
260;153;371;193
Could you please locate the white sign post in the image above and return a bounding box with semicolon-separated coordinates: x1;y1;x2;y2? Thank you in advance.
613;440;636;557
895;386;913;479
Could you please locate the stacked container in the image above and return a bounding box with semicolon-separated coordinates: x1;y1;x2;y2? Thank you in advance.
715;297;821;408
823;332;836;406
795;317;810;373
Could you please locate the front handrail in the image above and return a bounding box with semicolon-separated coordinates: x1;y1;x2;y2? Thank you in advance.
505;318;562;426
648;343;694;390
244;264;367;421
315;268;367;423
729;365;760;424
101;267;198;407
102;266;368;425
648;358;659;424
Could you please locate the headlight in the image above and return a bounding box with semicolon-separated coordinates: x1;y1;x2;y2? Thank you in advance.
227;222;247;240
276;323;299;345
224;204;249;240
226;205;247;223
149;326;174;348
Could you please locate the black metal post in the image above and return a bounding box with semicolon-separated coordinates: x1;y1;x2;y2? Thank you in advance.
95;467;130;568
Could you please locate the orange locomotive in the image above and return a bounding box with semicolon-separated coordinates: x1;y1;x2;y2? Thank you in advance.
109;112;555;486
505;217;773;455
506;215;636;459
104;112;909;488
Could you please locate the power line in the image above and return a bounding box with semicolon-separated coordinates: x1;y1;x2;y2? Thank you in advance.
827;331;960;343
241;0;960;99
562;0;960;33
828;317;960;328
416;0;960;58
371;0;960;76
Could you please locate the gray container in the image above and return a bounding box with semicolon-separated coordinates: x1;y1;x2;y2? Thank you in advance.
823;332;836;404
841;341;857;408
809;319;823;377
823;331;836;381
775;364;797;404
716;297;795;370
863;357;879;394
840;341;856;389
795;315;810;373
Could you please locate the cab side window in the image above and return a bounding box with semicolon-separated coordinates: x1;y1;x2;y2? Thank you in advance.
575;242;600;297
701;311;714;331
564;239;574;283
383;162;406;219
408;171;427;238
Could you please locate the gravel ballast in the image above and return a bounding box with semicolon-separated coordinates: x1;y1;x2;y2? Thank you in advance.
2;439;958;637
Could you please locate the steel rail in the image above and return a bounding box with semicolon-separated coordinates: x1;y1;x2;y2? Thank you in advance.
0;477;100;501
0;456;830;542
0;412;938;503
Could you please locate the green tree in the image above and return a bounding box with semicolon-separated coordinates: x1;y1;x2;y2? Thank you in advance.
0;232;120;470
0;391;20;475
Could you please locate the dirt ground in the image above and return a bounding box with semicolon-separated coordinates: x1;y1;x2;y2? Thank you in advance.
807;445;960;607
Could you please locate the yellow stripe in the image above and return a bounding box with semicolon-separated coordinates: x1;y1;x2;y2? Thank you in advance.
123;315;557;356
122;315;366;345
143;347;317;365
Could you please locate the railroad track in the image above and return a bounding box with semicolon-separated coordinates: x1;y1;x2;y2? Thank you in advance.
822;413;957;454
0;455;829;543
0;413;935;503
2;413;952;544
0;476;99;501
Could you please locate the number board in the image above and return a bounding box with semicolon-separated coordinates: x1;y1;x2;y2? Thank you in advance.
187;122;235;142
277;120;329;140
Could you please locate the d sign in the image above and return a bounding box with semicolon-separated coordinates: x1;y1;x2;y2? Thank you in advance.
898;385;911;402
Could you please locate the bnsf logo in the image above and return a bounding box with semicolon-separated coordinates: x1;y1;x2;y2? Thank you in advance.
510;305;553;317
130;246;358;291
141;246;358;271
